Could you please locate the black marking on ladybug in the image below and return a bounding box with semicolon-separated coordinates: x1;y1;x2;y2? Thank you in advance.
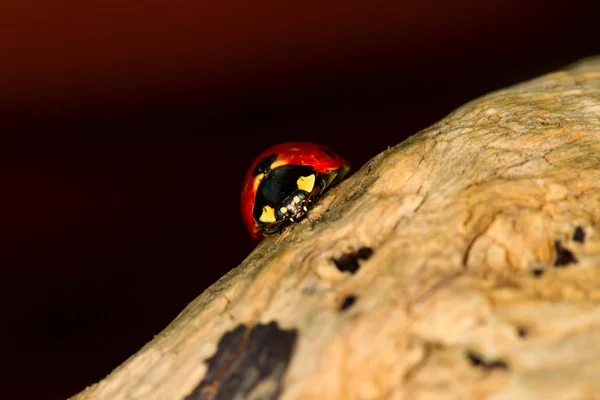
531;267;545;277
553;240;578;267
573;226;586;243
253;165;316;223
466;351;509;371
339;295;357;311
184;322;297;400
252;154;278;177
319;146;336;158
332;247;374;274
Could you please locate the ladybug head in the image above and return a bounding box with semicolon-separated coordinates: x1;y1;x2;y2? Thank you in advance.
253;165;321;234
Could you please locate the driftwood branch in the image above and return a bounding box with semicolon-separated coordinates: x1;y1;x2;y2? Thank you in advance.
73;56;600;400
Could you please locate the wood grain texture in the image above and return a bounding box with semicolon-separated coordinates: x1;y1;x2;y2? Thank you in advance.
72;56;600;400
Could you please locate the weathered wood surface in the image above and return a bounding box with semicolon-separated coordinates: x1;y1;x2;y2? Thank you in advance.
73;56;600;400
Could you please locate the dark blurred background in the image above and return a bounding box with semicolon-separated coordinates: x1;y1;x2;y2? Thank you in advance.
1;1;598;398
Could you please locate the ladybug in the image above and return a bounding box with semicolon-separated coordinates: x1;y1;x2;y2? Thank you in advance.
241;142;351;241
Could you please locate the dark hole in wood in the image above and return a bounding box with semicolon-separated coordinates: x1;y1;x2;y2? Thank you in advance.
531;267;545;277
185;322;297;400
573;226;585;243
357;247;374;260
332;247;374;274
516;327;528;338
553;240;578;267
466;351;509;371
339;295;357;311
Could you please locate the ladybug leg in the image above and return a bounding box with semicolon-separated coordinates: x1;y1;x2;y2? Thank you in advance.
302;171;341;212
319;167;349;192
307;174;329;203
331;165;350;186
261;219;289;236
323;170;339;187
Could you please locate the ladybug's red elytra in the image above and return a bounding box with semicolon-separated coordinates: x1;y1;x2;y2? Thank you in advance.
241;142;351;241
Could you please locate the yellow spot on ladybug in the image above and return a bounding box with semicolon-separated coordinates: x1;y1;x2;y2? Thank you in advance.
297;174;315;192
259;206;276;223
280;206;288;214
269;160;286;170
253;174;264;191
293;195;301;204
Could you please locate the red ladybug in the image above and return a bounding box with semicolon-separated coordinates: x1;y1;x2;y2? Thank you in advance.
241;142;351;241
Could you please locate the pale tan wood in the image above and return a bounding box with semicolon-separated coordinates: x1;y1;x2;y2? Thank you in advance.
72;56;600;400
